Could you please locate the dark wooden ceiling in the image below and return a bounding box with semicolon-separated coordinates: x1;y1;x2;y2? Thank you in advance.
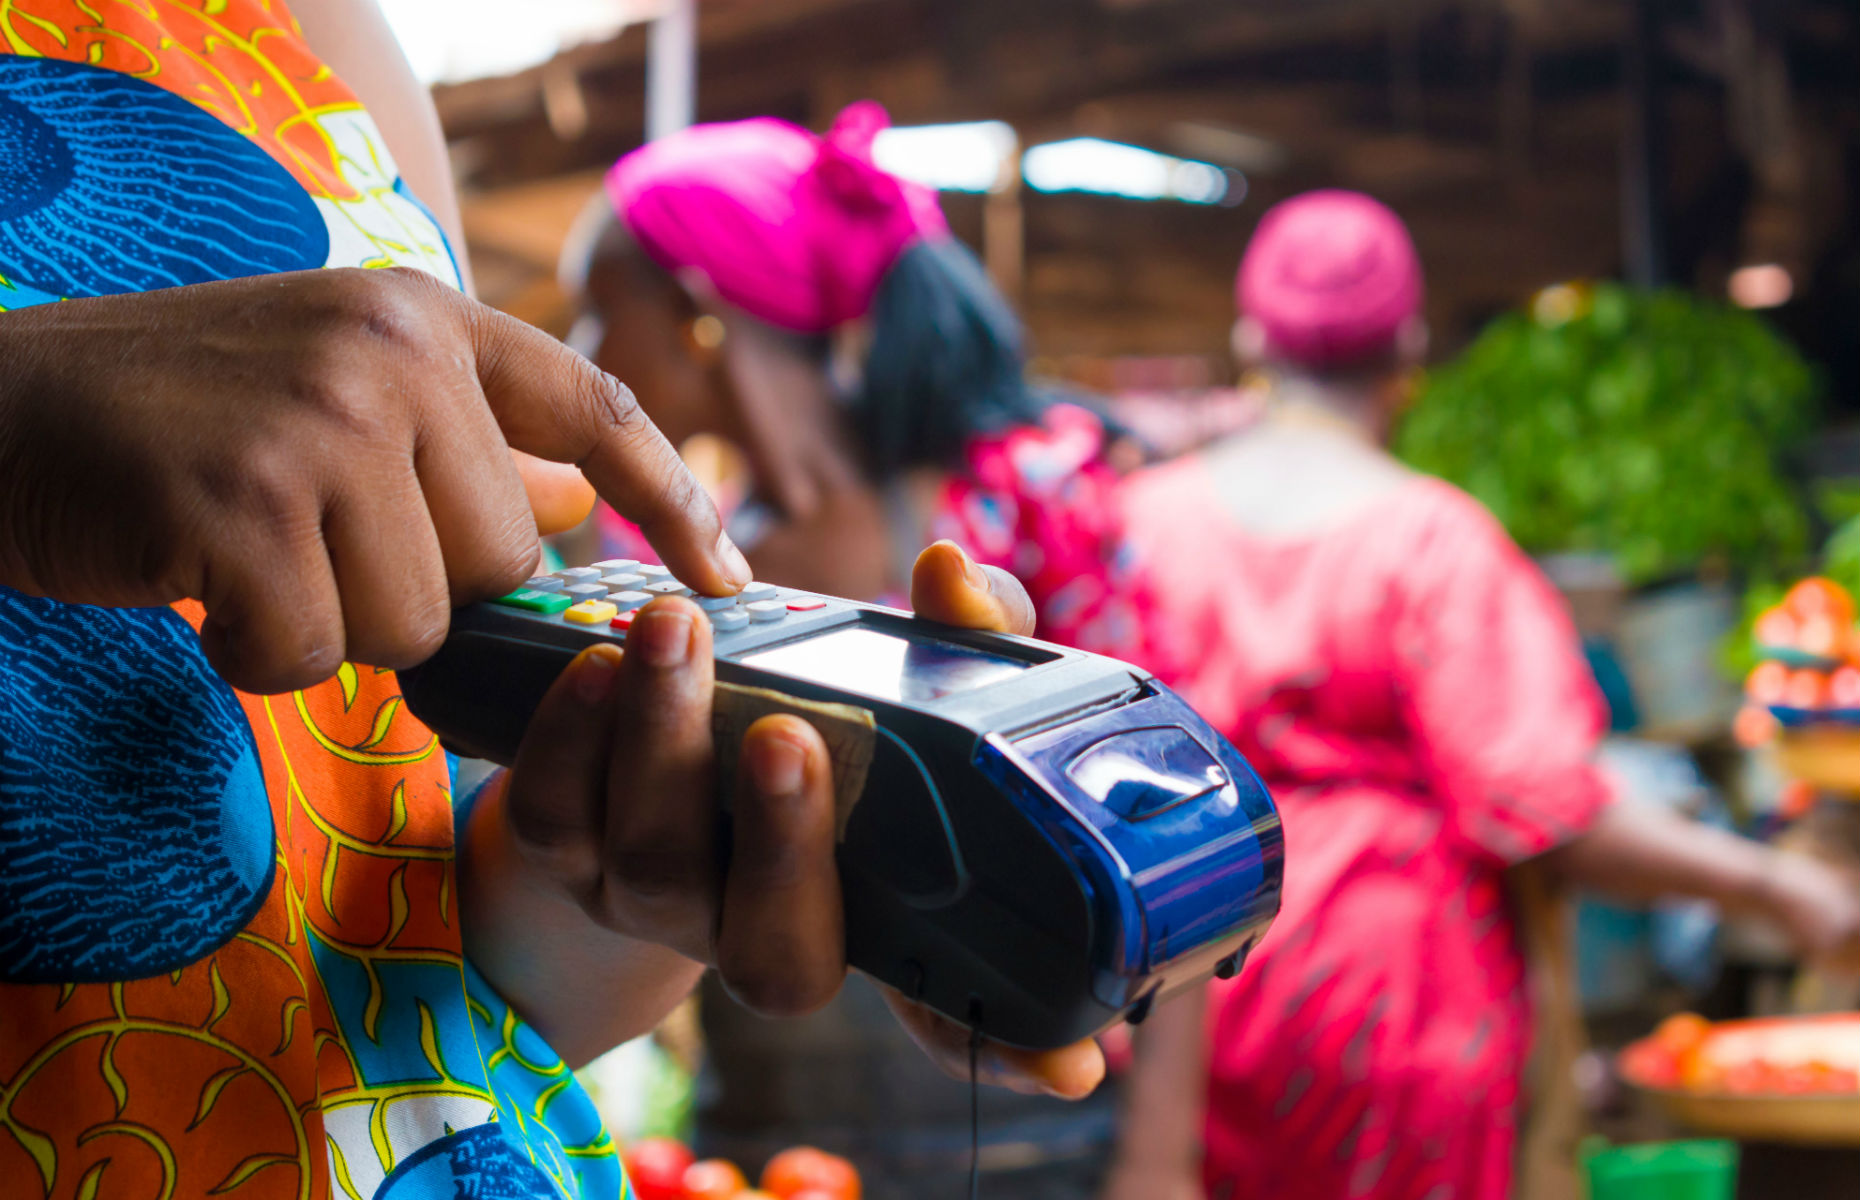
438;0;1860;395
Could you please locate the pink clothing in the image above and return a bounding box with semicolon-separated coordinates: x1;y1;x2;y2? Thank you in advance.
929;403;1155;661
606;102;947;334
1238;190;1423;367
1121;462;1611;1200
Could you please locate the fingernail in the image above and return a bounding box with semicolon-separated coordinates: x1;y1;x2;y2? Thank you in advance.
632;607;693;667
749;735;805;797
718;531;753;590
950;541;989;590
574;645;622;702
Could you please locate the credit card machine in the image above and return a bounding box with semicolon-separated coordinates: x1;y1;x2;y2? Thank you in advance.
400;561;1283;1050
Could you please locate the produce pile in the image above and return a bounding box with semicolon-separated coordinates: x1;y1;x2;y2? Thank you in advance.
1396;283;1818;587
623;1139;862;1200
1621;1013;1860;1095
1735;577;1860;745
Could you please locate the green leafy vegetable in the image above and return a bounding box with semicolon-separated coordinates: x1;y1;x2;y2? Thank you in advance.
1395;283;1818;587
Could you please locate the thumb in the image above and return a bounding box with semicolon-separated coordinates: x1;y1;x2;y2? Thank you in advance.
910;541;1036;636
458;296;751;595
513;450;597;536
504;644;623;885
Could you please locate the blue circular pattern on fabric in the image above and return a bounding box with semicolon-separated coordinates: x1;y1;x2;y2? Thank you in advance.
0;56;327;299
0;591;276;982
0;94;73;220
376;1124;568;1199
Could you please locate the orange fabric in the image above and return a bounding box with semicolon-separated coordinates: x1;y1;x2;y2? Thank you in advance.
0;602;454;1198
0;0;363;199
0;8;616;1189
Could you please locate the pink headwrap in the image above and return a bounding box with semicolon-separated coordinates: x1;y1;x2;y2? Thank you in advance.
1237;189;1423;367
606;101;949;334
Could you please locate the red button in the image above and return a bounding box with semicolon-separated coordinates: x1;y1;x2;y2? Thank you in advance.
788;599;827;611
611;610;636;630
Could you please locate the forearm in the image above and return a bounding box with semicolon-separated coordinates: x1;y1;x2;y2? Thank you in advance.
1536;801;1773;914
0;307;57;596
1110;984;1208;1173
457;771;704;1068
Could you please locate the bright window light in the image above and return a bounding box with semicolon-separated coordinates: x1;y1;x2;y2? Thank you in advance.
872;122;1018;193
1728;263;1793;310
1021;137;1230;204
380;0;649;86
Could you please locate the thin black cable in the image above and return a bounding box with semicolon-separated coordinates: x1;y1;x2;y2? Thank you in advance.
968;1023;982;1200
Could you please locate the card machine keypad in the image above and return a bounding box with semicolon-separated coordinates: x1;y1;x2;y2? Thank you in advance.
494;568;838;637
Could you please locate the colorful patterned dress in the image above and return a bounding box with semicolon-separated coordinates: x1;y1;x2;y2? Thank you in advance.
1120;462;1613;1200
0;5;622;1197
928;402;1153;662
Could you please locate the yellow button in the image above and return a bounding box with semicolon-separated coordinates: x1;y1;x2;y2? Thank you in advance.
563;599;618;625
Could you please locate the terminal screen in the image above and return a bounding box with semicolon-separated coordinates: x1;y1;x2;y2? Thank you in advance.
743;626;1032;702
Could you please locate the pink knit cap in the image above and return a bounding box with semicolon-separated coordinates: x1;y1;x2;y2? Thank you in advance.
1236;190;1424;366
605;101;949;334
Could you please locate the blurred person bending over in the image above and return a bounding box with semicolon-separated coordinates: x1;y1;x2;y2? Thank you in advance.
0;4;1097;1194
1101;191;1860;1200
568;102;1149;655
565;103;1149;1199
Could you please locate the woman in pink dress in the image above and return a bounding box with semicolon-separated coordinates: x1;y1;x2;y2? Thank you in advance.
1102;191;1860;1200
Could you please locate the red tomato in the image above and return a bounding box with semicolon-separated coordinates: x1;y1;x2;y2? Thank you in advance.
1830;666;1860;709
1723;1061;1777;1094
1651;1013;1711;1055
1785;668;1831;710
1620;1041;1680;1087
1776;1065;1823;1095
1754;607;1798;649
1733;705;1779;749
1824;1067;1860;1092
761;1147;862;1200
1746;660;1791;704
623;1140;696;1200
1786;577;1855;624
1778;779;1817;821
684;1160;750;1200
789;1193;844;1200
1800;614;1844;659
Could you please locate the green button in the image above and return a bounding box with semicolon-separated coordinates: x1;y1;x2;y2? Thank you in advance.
496;588;573;614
